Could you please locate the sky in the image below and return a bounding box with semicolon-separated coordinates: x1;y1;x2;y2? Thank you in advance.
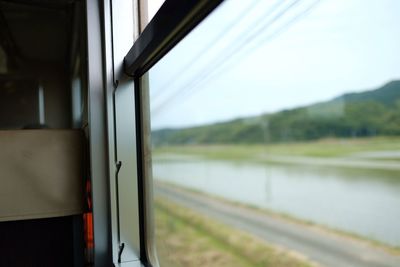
147;0;400;130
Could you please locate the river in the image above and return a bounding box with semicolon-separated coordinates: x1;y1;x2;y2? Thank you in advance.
153;154;400;247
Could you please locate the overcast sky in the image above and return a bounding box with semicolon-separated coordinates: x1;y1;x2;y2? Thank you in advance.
147;0;400;130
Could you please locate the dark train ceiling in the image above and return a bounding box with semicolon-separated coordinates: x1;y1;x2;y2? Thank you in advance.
0;0;79;72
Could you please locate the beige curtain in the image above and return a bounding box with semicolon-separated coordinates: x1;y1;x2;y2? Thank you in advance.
0;130;84;221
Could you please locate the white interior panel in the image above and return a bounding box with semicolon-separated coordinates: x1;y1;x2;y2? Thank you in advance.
115;81;141;262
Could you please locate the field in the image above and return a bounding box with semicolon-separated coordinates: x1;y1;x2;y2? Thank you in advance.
153;136;400;161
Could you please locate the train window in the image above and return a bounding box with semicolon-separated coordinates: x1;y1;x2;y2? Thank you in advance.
146;0;400;266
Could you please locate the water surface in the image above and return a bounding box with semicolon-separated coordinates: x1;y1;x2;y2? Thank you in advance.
153;155;400;246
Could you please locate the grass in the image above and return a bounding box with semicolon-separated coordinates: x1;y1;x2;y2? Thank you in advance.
153;136;400;160
155;197;316;267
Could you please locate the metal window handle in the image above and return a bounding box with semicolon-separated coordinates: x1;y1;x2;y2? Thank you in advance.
116;161;122;175
118;242;125;263
115;160;124;262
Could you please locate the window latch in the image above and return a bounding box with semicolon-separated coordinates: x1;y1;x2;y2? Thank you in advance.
116;161;122;175
118;242;125;263
115;160;123;263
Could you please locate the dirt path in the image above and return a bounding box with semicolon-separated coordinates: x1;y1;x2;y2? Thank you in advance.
156;183;400;267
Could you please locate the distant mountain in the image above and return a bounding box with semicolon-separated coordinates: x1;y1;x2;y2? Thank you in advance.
152;81;400;146
335;81;400;107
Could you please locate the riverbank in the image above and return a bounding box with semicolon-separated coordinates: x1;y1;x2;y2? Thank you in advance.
153;136;400;160
155;196;316;267
153;137;400;171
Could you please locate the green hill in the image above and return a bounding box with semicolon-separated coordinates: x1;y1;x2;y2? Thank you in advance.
152;81;400;146
336;81;400;107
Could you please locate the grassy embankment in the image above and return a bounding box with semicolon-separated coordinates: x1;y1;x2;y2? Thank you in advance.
155;198;316;267
154;136;400;161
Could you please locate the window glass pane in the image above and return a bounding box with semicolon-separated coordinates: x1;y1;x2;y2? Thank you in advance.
148;0;400;266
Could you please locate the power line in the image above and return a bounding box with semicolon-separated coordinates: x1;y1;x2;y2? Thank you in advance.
179;0;323;105
150;0;262;103
151;0;291;111
151;0;298;115
151;0;306;116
